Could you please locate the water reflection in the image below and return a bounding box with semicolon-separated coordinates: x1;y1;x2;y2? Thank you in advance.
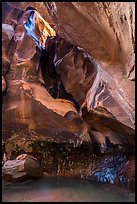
2;175;135;202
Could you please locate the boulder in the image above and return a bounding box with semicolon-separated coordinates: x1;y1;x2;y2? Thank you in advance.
45;36;98;106
2;154;44;182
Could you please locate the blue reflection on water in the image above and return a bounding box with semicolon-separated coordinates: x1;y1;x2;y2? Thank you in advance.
92;154;127;185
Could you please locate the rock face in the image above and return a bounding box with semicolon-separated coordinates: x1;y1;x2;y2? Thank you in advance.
81;107;135;155
45;36;98;107
2;4;94;159
45;36;135;130
2;154;44;181
2;76;6;93
5;2;53;25
45;2;135;130
2;2;135;190
45;2;135;73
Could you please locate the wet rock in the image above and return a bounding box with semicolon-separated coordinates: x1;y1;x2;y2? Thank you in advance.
89;154;135;191
2;154;44;182
3;132;98;176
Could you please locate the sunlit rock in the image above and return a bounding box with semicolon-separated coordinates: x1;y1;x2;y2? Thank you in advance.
6;8;56;66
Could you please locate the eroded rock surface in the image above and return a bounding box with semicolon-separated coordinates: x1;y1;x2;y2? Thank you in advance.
44;36;135;129
45;2;135;130
2;2;135;190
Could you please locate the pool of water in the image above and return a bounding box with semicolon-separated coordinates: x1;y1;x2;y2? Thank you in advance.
2;175;135;202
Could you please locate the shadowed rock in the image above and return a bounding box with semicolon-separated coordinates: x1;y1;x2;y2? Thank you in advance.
81;107;135;154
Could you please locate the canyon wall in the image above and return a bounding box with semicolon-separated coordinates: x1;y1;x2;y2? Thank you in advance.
45;2;135;130
2;2;135;190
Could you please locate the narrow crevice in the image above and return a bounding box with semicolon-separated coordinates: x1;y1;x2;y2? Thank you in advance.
40;45;80;112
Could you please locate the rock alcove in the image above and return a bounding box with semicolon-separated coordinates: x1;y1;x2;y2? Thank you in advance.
2;2;135;191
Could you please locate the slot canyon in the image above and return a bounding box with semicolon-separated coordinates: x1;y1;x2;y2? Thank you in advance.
2;2;135;202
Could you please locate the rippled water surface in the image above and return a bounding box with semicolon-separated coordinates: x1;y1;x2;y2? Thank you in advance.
2;175;135;202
